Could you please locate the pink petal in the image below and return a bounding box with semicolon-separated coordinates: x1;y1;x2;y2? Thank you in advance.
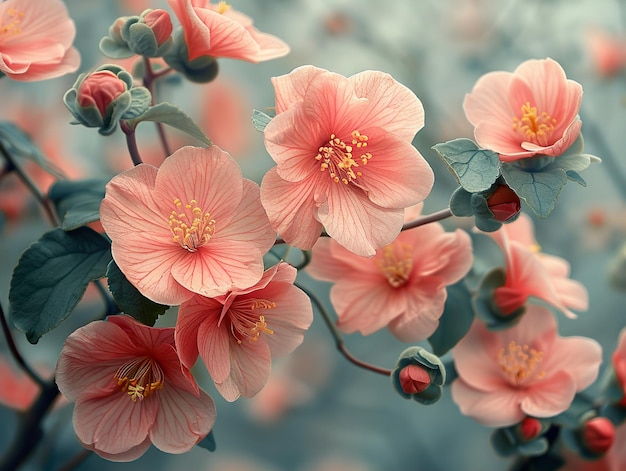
387;289;446;342
218;340;272;401
176;297;219;369
196;308;231;384
272;65;327;113
81;436;152;463
521;370;577;418
463;71;514;126
543;336;602;391
451;379;524;427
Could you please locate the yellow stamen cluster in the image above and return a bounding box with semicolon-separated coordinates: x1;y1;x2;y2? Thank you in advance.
376;244;413;288
230;299;276;344
114;357;164;402
169;198;216;252
498;341;545;386
216;1;231;14
1;9;24;35
513;102;557;142
315;130;372;185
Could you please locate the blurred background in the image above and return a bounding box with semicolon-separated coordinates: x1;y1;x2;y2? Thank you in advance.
2;0;626;469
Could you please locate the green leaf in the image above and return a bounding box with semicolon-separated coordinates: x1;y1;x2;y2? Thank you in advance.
428;281;475;356
196;431;216;452
252;109;274;132
500;163;568;218
48;178;109;230
106;260;169;326
127;102;212;146
9;227;112;343
432;138;500;192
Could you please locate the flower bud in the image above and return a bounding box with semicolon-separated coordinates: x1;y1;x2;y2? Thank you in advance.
581;417;615;455
518;417;543;441
487;184;521;222
142;9;173;47
391;346;445;405
77;70;127;117
398;364;431;394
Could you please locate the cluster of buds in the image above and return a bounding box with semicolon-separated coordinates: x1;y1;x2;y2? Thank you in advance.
100;9;173;58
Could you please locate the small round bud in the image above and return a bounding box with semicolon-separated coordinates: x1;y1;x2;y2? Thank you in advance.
398;364;431;395
582;417;615;455
486;184;521;222
142;9;173;47
77;70;127;117
518;417;543;441
391;346;445;405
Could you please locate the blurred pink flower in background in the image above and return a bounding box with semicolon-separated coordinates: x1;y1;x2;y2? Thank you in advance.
176;262;313;401
307;204;472;342
55;315;215;461
0;357;42;411
261;65;434;257
464;58;582;161
485;213;588;318
612;327;626;405
167;0;290;63
0;0;80;81
100;145;275;305
451;304;602;427
586;29;626;77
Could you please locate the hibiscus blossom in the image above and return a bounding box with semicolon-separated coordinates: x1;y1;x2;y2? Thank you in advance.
0;0;80;81
55;315;215;461
451;305;602;428
485;212;588;318
463;58;582;161
307;204;473;342
261;65;434;257
167;0;289;63
175;262;313;401
100;145;276;306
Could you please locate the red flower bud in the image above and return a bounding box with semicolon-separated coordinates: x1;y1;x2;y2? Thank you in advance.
77;70;127;117
142;9;173;47
519;417;543;441
582;417;615;455
398;364;431;394
487;185;521;222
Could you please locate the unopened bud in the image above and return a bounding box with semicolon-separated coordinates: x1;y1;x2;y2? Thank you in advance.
582;417;615;455
398;364;431;394
141;9;173;47
518;417;543;441
487;185;521;222
77;70;127;117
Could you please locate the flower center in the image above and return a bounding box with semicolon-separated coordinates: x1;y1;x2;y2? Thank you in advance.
498;341;545;387
215;1;231;14
1;9;24;35
376;244;413;288
512;102;557;145
315;130;372;185
169;198;216;252
228;298;276;344
114;357;164;402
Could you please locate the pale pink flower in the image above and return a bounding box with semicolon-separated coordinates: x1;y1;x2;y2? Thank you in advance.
586;29;626;77
0;0;80;81
307;204;472;342
55;315;215;462
167;0;289;63
100;145;276;306
261;65;435;257
463;58;582;161
451;304;602;428
175;262;313;401
485;212;588;318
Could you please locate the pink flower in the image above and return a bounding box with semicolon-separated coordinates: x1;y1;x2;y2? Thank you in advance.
0;0;80;81
463;58;582;161
167;0;289;63
612;328;626;406
486;212;588;318
451;304;602;428
261;66;435;257
55;315;215;461
307;204;472;341
175;262;313;401
100;145;275;305
586;29;626;77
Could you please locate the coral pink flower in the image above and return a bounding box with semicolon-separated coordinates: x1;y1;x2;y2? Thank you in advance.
485;213;588;318
175;262;313;401
612;328;626;406
100;145;276;306
463;58;582;161
0;0;80;81
307;204;473;342
167;0;289;63
0;357;40;411
55;315;215;461
451;304;602;428
261;65;435;257
586;29;626;77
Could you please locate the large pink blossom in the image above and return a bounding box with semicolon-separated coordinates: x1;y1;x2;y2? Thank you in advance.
464;58;582;161
100;145;276;306
307;205;473;342
55;315;215;461
486;212;588;318
167;0;289;63
175;262;313;401
451;305;602;428
0;0;80;81
261;65;435;257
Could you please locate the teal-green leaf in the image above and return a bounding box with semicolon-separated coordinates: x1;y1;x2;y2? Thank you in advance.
500;163;567;218
432;138;500;192
196;431;216;452
252;109;274;132
428;281;475;356
106;260;169;326
9;227;112;343
48;178;109;230
127;102;212;146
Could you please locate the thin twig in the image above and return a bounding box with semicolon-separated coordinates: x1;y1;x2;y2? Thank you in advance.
143;57;172;157
120;121;143;166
